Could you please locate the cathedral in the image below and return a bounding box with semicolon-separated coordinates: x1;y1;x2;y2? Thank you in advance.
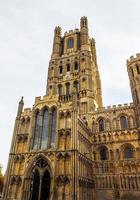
2;17;140;200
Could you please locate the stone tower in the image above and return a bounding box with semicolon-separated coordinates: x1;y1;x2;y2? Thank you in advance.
46;16;102;112
127;54;140;127
2;17;140;200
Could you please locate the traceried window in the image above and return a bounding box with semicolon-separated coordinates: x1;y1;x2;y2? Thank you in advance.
41;109;49;149
120;116;127;129
124;146;133;159
33;112;40;149
98;118;105;132
67;37;74;49
32;107;57;150
50;108;57;148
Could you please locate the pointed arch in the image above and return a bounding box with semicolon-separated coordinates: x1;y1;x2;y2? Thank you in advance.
98;117;105;132
99;145;109;160
120;115;128;129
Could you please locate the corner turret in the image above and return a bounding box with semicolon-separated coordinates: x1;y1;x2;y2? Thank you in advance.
127;53;140;126
51;26;62;58
17;96;24;118
80;16;89;51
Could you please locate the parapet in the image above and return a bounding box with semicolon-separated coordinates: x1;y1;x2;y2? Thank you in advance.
127;53;140;66
95;102;134;113
64;29;79;37
23;108;31;115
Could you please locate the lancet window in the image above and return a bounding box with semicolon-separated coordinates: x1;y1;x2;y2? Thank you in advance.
32;107;57;150
120;116;127;129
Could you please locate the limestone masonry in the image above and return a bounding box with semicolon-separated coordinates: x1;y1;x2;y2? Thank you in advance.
2;17;140;200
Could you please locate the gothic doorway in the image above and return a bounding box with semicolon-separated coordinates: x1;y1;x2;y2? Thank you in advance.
31;169;40;200
41;170;51;200
30;158;51;200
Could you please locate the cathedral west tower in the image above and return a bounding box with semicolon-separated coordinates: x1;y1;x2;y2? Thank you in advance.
2;17;140;200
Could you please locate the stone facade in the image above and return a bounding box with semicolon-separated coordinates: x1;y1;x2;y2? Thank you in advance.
2;17;140;200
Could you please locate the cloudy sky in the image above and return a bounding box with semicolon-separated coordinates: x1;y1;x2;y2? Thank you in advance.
0;0;140;173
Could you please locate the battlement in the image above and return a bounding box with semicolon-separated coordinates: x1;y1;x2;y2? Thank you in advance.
96;102;133;112
127;53;140;66
64;29;79;37
23;108;31;114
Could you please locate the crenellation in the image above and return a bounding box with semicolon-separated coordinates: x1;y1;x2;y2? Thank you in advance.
127;53;140;66
64;29;79;36
23;108;31;114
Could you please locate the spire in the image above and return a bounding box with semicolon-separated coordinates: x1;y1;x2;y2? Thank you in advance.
17;96;24;117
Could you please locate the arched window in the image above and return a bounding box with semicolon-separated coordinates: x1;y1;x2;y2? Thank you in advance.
50;108;57;148
33;112;40;149
99;118;104;132
124;146;133;159
41;109;49;149
67;64;70;72
58;84;62;96
67;37;74;49
66;82;70;96
120;116;127;129
59;66;63;74
100;146;108;160
73;81;79;92
74;62;78;70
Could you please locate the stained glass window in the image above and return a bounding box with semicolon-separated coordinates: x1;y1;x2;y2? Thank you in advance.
41;109;49;149
67;38;74;49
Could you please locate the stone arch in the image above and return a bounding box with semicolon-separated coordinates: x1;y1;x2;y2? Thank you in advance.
98;145;109;160
40;105;50;115
117;113;128;129
24;154;52;178
22;154;53;200
120;143;135;159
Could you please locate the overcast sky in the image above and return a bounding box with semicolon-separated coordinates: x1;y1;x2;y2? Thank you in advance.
0;0;140;173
